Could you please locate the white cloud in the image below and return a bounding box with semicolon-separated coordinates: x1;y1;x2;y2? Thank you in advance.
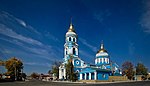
15;18;27;27
0;24;43;46
0;11;41;35
24;62;51;67
79;38;98;52
0;37;61;62
140;0;150;33
0;11;63;66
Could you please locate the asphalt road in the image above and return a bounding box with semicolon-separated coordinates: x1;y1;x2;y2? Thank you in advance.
0;80;150;86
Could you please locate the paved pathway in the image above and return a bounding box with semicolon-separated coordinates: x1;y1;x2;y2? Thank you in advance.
0;80;150;86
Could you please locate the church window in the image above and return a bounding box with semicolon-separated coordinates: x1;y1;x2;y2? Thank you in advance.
76;70;79;73
73;38;76;42
102;74;105;78
100;58;102;62
66;50;67;55
69;37;71;41
76;61;79;65
73;48;76;55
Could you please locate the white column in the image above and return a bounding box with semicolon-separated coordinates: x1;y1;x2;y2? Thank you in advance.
59;68;61;79
85;73;87;80
64;68;66;79
94;72;97;80
80;73;82;80
89;73;91;80
95;59;97;64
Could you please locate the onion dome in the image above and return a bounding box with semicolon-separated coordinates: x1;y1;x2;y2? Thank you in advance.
96;41;108;57
68;23;75;32
97;42;107;53
66;22;77;36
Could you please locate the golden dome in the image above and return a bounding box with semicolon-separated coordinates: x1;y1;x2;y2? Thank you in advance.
97;42;107;53
68;23;75;32
97;49;107;53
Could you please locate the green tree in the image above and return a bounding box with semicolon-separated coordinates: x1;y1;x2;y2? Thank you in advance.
136;63;148;76
5;57;23;80
66;55;77;81
122;61;134;80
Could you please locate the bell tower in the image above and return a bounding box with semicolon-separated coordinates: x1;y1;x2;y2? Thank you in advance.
64;22;78;63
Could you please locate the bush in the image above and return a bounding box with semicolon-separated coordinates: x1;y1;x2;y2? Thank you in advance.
148;77;150;80
141;76;147;80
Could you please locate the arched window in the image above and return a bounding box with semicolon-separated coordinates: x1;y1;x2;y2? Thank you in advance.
69;37;71;41
100;58;102;62
73;48;76;55
66;50;67;55
73;38;76;42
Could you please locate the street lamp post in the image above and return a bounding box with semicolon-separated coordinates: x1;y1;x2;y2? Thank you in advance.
134;67;137;81
14;60;18;81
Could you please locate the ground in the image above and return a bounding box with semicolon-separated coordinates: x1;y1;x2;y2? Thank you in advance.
0;80;150;86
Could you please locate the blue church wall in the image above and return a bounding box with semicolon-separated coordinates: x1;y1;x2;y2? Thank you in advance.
74;67;81;72
80;67;96;73
97;72;109;80
105;65;111;69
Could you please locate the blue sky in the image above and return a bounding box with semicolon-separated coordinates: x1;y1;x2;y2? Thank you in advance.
0;0;150;74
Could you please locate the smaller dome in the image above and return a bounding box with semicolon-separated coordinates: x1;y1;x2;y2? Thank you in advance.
97;42;107;53
97;49;107;53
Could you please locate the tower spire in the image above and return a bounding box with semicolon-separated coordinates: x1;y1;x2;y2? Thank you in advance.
101;40;104;49
70;17;72;26
68;17;75;32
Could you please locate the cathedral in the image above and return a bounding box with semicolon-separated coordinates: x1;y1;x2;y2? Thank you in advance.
59;22;121;81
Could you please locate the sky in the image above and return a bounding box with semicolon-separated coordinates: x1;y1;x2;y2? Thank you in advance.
0;0;150;75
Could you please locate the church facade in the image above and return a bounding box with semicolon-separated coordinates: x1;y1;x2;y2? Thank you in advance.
59;22;121;81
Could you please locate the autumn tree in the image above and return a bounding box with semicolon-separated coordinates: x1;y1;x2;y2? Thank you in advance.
30;72;39;79
136;63;148;76
122;61;134;80
5;57;23;80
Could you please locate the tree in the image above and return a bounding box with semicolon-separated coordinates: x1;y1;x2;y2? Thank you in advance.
21;73;27;81
65;55;77;81
30;72;39;79
136;63;148;76
122;61;134;80
51;61;61;79
5;57;23;80
48;70;52;75
66;59;74;81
